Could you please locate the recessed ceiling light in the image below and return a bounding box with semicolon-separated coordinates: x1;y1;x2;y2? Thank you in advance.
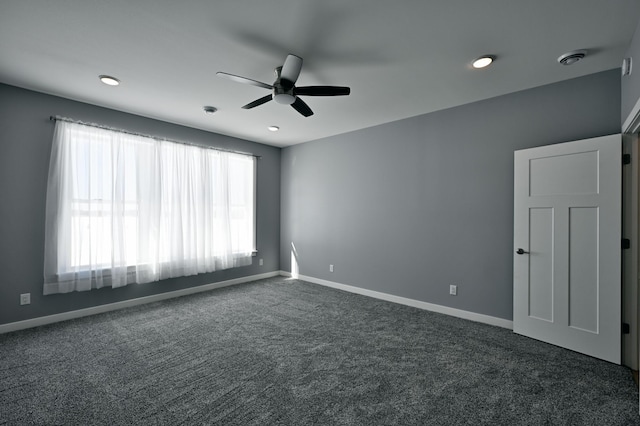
99;75;120;86
203;106;218;115
268;126;280;132
472;55;495;69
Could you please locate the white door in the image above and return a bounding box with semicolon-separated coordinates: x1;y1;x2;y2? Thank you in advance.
513;134;621;364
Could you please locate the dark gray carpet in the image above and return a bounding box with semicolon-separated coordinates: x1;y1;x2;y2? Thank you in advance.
1;277;638;425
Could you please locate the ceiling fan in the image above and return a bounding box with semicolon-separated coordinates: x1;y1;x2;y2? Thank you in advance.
216;54;350;117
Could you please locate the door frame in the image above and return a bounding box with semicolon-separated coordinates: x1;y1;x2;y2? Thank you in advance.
623;104;640;371
623;132;639;370
623;104;640;418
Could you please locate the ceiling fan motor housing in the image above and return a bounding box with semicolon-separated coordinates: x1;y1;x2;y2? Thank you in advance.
273;67;296;104
217;54;350;117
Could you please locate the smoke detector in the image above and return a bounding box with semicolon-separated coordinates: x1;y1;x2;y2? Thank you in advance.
557;50;587;66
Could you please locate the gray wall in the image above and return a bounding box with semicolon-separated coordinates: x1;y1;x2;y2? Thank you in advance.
0;83;281;325
0;68;622;326
623;17;640;125
281;69;621;321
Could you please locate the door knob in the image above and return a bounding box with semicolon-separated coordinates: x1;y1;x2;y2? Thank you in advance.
516;248;529;255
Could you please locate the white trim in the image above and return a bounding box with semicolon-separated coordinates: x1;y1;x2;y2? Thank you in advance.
0;271;281;334
280;272;513;329
301;275;514;329
623;95;640;134
3;270;513;335
622;101;640;371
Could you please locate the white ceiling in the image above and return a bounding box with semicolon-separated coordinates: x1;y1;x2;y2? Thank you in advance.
1;0;639;147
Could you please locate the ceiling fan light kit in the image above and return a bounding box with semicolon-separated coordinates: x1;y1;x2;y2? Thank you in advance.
217;54;351;117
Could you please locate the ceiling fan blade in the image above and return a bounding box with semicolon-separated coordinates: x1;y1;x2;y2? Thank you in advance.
216;72;272;90
295;86;351;96
280;54;303;85
242;94;273;109
291;97;314;117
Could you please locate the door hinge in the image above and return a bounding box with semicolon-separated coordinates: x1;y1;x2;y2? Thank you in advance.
622;239;631;250
623;153;631;165
623;323;630;334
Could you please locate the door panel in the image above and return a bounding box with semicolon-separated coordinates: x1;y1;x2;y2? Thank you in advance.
528;208;554;322
529;151;599;196
568;207;598;333
514;134;621;364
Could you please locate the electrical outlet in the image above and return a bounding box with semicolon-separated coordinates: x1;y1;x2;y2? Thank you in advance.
259;258;264;266
329;264;334;272
20;293;31;305
449;285;457;296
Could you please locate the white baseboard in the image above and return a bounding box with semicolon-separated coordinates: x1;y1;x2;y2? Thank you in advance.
281;271;513;330
2;271;512;334
0;271;281;334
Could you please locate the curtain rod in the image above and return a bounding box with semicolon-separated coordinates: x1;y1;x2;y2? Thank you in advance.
49;115;262;159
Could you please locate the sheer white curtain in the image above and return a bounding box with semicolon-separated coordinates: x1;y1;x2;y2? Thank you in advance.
44;121;255;295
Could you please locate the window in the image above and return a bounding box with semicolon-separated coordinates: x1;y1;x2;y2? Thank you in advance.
44;121;256;294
